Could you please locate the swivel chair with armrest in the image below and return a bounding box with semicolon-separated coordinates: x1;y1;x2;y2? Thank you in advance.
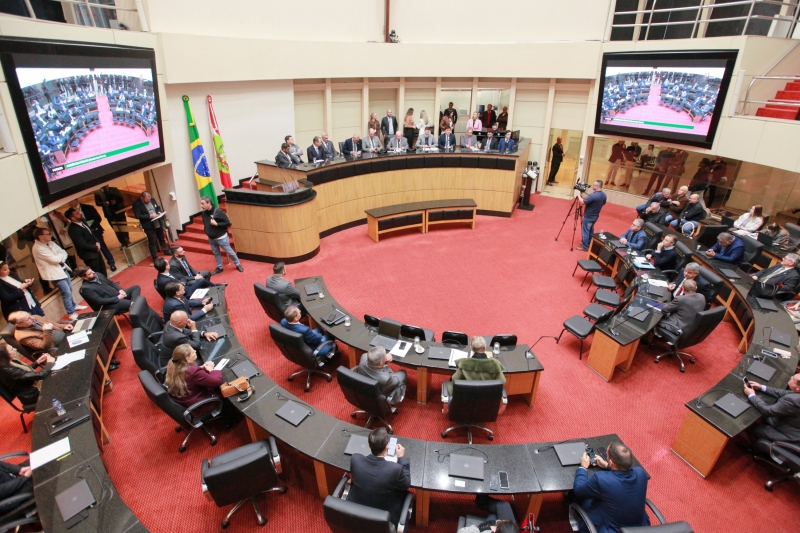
130;296;164;343
441;379;506;444
337;365;395;433
486;334;516;348
138;370;223;452
785;223;800;248
324;473;414;533
268;323;334;392
561;290;634;358
752;438;800;492
0;323;44;363
442;331;469;348
738;233;764;273
131;327;162;378
254;283;284;323
0;381;37;434
364;314;380;331
695;224;728;249
153;278;165;299
201;438;286;529
653;306;727;372
400;324;435;342
569;498;692;533
641;222;663;254
0;452;38;533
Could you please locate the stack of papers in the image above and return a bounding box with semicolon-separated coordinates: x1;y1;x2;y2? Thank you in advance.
30;437;71;469
66;331;89;348
52;350;86;371
648;279;669;287
448;349;469;368
190;288;209;299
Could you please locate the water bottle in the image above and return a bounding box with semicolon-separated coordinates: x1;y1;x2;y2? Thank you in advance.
52;398;66;416
493;342;501;356
344;315;351;327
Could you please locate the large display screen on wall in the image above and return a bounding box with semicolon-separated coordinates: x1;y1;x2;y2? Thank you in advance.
595;50;738;149
0;38;164;206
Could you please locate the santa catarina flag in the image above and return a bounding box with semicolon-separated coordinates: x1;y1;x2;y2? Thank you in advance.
207;95;233;189
182;95;217;207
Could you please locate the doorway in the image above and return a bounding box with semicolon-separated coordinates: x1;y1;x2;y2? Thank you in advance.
542;128;583;198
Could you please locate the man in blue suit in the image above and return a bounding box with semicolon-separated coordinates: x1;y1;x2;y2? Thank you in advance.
342;134;363;157
438;127;456;151
497;130;515;152
704;232;745;265
619;219;648;251
162;282;213;322
280;305;335;363
572;441;650;533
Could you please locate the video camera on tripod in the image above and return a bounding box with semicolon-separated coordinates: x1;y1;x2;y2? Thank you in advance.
573;181;590;193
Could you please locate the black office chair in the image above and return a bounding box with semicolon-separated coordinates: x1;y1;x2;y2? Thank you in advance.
752;438;800;491
254;283;284;323
131;327;162;378
642;222;663;252
569;498;691;533
153;278;165;299
574;245;614;288
557;314;595;359
487;334;517;348
653;306;727;372
0;323;43;362
673;240;695;272
442;331;469;348
364;314;380;331
698;266;723;307
338;141;345;154
589;247;621;293
738;233;764;272
201;438;286;529
269;323;334;392
786;222;800;248
456;515;490;532
138;370;223;452
324;473;414;533
400;324;434;342
130;295;164;342
337;365;394;433
0;380;36;434
0;452;38;533
378;318;402;339
441;380;505;443
695;224;729;249
592;262;632;308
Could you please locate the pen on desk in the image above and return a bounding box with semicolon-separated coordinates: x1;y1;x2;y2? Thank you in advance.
307;298;317;302
57;452;72;461
52;417;72;428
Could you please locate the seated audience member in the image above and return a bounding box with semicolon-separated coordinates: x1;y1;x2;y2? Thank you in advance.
670;193;705;236
483;130;498;151
635;188;671;217
457;496;518;533
307;136;326;162
348;427;411;526
76;266;141;314
0;452;33;515
165;344;240;427
459;128;478;149
446;336;505;394
640;201;667;227
363;128;383;153
619;219;647;250
0;261;44;320
750;253;800;301
159;310;218;368
8;311;72;354
438;127;456;151
705;232;745;265
664;185;690;224
320;132;338;158
732;205;765;237
497;131;515;152
744;373;800;444
416;126;435;150
280;305;335;364
0;343;53;406
657;279;705;334
573;441;650;533
761;222;791;247
669;262;714;304
275;142;299;168
358;347;407;411
387;131;409;152
169;246;211;281
266;262;305;314
162;282;214;322
155;257;214;299
342;134;362;157
646;234;679;270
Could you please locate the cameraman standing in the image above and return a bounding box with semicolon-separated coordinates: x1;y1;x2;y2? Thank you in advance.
576;180;607;251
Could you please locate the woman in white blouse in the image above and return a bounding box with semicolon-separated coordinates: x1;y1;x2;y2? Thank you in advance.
416;110;434;132
732;205;764;237
466;112;482;132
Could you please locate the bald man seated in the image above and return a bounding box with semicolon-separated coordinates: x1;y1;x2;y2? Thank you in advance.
8;311;72;355
158;310;218;368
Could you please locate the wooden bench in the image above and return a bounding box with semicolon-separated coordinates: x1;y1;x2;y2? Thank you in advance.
366;199;477;242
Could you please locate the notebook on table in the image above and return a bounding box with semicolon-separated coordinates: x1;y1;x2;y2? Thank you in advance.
322;309;347;326
344;434;370;455
719;268;740;280
747;360;776;382
370;335;398;351
231;360;260;379
203;323;228;338
755;298;779;312
714;393;750;418
56;478;95;523
275;400;311;426
428;346;453;360
449;454;485;480
304;283;321;296
770;329;792;347
48;404;91;437
554;442;587;466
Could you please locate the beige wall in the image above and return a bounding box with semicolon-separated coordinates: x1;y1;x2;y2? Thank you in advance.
331;89;362;147
294;90;325;154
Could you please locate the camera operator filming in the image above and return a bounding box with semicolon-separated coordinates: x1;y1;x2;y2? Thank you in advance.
577;180;607;251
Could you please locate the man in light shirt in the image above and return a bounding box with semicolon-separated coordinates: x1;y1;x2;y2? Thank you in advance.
416;126;435;150
459;128;478;150
363;128;383;153
386;131;409;152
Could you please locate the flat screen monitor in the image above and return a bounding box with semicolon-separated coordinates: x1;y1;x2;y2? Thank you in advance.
0;38;165;206
595;50;738;149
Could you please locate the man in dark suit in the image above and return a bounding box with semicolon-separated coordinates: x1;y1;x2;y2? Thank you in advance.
342;134;362;157
154;257;214;299
159;310;219;367
750;254;800;301
573;441;650;533
320;132;338;158
162;281;213;322
266;262;303;313
75;266;140;314
348;427;411;527
482;104;497;131
745;373;800;444
169;246;211;282
67;199;117;272
547;137;564;184
705;232;745;265
307;136;326;162
380;109;398;144
275;142;300;168
132;191;170;261
66;207;107;277
657;279;705;334
668;262;714;305
438;127;456;151
483;130;498;151
497;131;515;152
443;102;458;126
647;235;679;271
280;306;335;363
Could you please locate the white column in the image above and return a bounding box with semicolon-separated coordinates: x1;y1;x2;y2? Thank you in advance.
507;77;517;130
398;77;405;119
324;78;332;137
433;77;442;135
470;77;479;119
362;77;369;137
538;79;556;192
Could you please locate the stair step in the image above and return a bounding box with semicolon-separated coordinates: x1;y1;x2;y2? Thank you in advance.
183;225;206;235
775;90;800;100
756;107;798;120
784;82;800;91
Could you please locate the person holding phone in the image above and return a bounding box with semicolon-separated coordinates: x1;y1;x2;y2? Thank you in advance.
744;373;800;443
358;346;407;411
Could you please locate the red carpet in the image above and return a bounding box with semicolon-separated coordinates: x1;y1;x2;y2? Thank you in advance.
2;195;798;532
755;81;800;121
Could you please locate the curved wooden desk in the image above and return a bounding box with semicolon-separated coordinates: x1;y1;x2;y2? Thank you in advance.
225;142;530;263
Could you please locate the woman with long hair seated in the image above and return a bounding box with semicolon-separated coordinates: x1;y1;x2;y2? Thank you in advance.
0;343;53;407
165;344;240;427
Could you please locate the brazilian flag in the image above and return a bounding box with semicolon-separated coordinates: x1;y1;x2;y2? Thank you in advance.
182;95;217;207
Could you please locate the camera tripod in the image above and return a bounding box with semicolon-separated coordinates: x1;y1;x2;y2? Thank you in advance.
555;194;583;251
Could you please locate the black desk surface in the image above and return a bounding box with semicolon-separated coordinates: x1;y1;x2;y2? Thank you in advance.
593;293;667;347
366;198;477;219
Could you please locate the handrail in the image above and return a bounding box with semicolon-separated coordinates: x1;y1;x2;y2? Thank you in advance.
742;75;800;116
613;0;798;18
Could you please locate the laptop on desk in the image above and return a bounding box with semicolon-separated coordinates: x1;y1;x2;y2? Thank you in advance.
718;268;741;280
770;328;792;347
449;454;485;480
747;360;777;382
714;393;750;418
344;434;370;455
755;297;779;312
304;283;321;296
203;323;228;338
646;284;665;298
275;400;311;426
231;359;260;379
55;478;95;524
428;346;453;360
608;240;627;249
756;232;774;247
554;442;587;467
